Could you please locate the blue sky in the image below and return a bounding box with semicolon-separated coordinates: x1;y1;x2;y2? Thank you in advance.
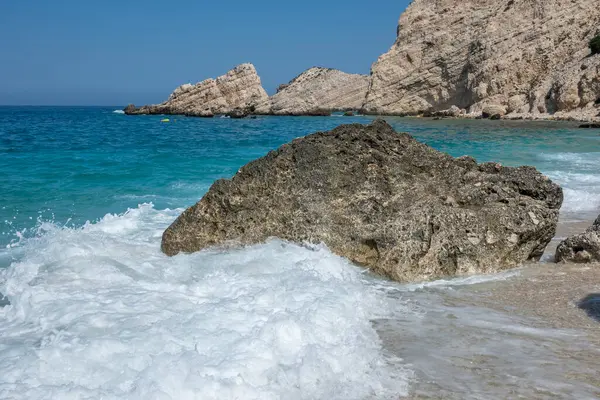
0;0;409;106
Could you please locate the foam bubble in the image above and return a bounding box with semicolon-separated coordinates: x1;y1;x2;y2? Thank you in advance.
113;110;125;114
0;204;409;399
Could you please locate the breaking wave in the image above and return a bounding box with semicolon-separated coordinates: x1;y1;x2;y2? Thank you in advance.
0;204;409;399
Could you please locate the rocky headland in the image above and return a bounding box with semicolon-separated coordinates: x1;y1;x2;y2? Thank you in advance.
161;120;562;283
125;0;600;121
362;0;600;121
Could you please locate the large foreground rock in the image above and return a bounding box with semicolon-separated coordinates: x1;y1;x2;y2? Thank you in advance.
556;216;600;263
124;64;269;117
162;120;562;282
362;0;600;121
255;67;370;115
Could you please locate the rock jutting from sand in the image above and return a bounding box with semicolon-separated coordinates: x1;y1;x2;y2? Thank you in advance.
254;67;370;115
124;64;269;117
161;120;563;283
556;215;600;263
361;0;600;121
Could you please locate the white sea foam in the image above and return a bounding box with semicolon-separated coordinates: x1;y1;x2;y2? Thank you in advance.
1;204;597;398
397;269;521;292
113;110;125;114
561;188;600;215
538;152;600;218
548;170;600;185
539;152;599;167
0;204;409;399
544;170;600;216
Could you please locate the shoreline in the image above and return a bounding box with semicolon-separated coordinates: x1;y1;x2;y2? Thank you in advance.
384;217;600;399
393;259;600;399
123;109;600;124
480;216;600;332
463;215;599;332
475;262;600;332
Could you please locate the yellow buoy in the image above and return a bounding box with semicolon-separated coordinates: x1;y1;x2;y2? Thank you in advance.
161;118;170;123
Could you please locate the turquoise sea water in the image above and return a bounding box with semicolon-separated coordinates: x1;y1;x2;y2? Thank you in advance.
2;107;599;248
1;107;599;399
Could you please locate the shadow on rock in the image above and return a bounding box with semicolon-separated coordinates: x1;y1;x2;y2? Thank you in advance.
578;293;600;322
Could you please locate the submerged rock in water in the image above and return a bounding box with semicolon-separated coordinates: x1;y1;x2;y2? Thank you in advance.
555;215;600;263
162;120;563;282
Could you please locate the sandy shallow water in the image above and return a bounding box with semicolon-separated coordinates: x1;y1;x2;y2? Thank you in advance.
375;217;600;399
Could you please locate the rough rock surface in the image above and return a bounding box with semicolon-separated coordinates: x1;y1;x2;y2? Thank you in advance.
124;64;269;117
556;215;600;263
362;0;600;121
162;120;562;282
255;67;369;115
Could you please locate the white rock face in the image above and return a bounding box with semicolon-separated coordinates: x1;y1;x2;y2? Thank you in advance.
362;0;600;120
126;64;269;116
256;68;370;115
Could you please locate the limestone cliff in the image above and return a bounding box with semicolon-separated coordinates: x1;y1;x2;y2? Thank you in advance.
362;0;600;120
125;64;269;117
255;68;370;115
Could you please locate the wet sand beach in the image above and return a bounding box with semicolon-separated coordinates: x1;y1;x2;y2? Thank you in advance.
380;217;600;399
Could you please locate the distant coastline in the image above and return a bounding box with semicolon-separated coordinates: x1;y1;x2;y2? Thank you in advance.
124;0;600;123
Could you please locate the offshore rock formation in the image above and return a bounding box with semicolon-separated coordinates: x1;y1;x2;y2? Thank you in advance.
362;0;600;121
124;64;269;117
556;215;600;263
255;67;370;115
162;120;562;283
125;65;369;117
